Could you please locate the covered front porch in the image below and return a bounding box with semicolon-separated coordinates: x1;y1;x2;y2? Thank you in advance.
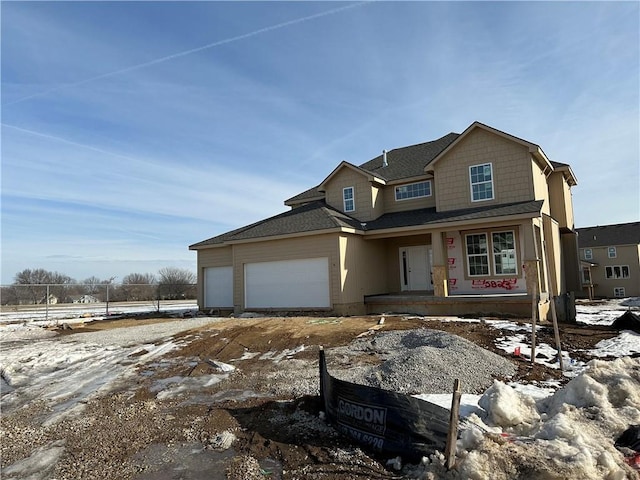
364;291;535;318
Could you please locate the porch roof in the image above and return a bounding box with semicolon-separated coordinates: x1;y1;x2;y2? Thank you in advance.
190;200;543;249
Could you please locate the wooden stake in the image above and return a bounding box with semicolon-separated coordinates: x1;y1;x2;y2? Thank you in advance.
445;379;462;470
542;239;563;373
531;293;537;365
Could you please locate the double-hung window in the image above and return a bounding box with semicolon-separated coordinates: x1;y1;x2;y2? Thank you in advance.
466;234;490;276
465;230;517;277
583;248;593;260
395;181;431;201
343;186;355;213
492;231;517;274
469;163;494;202
608;247;617;258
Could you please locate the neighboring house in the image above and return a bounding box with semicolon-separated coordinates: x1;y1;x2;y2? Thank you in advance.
576;222;640;299
190;122;580;318
67;294;100;304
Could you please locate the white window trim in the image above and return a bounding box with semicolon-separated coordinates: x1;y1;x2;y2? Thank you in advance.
608;246;617;258
343;186;355;213
466;233;490;277
465;229;518;277
614;287;626;298
469;162;495;203
395;180;432;202
584;248;593;260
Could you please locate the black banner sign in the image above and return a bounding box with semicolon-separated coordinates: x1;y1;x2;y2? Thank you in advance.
319;348;450;461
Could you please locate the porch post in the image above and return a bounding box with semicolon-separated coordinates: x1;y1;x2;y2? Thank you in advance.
431;231;449;298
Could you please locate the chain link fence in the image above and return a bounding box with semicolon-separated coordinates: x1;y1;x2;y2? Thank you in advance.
0;283;197;322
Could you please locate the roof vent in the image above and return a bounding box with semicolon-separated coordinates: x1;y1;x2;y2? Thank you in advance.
382;149;388;167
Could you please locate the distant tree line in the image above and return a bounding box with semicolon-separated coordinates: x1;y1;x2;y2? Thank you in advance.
1;267;196;306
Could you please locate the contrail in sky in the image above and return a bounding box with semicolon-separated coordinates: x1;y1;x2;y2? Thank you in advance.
4;2;370;107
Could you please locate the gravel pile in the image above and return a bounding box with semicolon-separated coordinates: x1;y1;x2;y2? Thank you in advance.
328;329;516;394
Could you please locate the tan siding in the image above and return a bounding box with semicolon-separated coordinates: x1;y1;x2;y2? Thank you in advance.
324;168;376;221
587;244;640;297
548;172;574;229
531;160;551;215
339;236;388;303
434;128;534;212
233;234;341;310
382;180;436;213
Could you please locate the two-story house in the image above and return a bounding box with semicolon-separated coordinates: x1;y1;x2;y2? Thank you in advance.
190;122;579;318
576;222;640;299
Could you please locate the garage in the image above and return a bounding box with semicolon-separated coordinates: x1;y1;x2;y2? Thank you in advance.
244;257;330;309
204;266;233;308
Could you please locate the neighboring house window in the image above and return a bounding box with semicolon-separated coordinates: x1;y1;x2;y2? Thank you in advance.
608;246;617;258
466;230;518;277
581;267;591;284
343;187;355;212
605;265;630;279
493;231;517;274
395;181;431;201
583;248;593;260
466;233;489;276
614;287;626;298
469;163;494;202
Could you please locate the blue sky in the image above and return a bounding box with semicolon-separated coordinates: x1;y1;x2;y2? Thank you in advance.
2;1;638;285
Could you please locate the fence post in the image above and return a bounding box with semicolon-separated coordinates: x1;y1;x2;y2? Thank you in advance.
46;284;50;323
445;379;461;470
106;284;110;317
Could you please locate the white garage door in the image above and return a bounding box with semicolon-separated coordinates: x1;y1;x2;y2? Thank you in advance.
245;257;330;309
204;266;233;308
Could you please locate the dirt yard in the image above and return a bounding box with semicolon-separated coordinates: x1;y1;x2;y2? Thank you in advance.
1;314;621;479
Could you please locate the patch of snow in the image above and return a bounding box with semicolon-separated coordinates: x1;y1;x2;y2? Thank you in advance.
589;330;640;358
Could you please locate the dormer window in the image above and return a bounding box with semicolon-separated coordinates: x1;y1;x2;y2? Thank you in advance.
343;186;355;212
395;181;432;201
470;163;494;202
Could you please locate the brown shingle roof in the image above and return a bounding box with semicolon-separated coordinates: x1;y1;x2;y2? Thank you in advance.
190;200;543;248
576;222;640;248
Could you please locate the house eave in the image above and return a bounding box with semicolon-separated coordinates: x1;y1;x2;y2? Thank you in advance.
363;211;540;240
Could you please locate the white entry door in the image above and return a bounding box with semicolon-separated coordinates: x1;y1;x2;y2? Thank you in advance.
400;246;433;291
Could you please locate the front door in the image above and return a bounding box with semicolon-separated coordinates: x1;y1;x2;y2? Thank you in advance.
400;246;433;291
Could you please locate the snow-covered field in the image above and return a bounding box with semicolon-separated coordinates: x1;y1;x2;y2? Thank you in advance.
1;298;639;479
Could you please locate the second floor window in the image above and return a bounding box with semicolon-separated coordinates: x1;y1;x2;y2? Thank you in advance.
395;181;432;201
608;247;617;258
469;163;494;202
343;186;355;212
605;265;629;279
583;248;593;260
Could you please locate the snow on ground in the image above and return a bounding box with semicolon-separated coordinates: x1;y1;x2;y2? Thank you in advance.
1;298;640;479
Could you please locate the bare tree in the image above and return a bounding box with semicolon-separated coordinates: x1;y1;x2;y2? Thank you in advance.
157;267;196;300
13;268;51;304
121;273;156;301
82;276;102;295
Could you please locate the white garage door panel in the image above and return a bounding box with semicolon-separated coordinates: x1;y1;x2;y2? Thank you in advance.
204;266;233;308
245;258;330;308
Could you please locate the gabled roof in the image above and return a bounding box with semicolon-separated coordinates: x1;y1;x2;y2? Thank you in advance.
318;161;387;191
190;200;544;248
576;222;640;248
285;132;459;206
550;161;578;186
189;201;363;249
425;121;554;173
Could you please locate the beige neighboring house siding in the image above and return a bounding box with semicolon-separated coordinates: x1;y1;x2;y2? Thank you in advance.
324;168;378;221
434;128;534;212
548;172;574;230
583;244;640;298
382;179;437;214
196;246;233;307
232;233;341;310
